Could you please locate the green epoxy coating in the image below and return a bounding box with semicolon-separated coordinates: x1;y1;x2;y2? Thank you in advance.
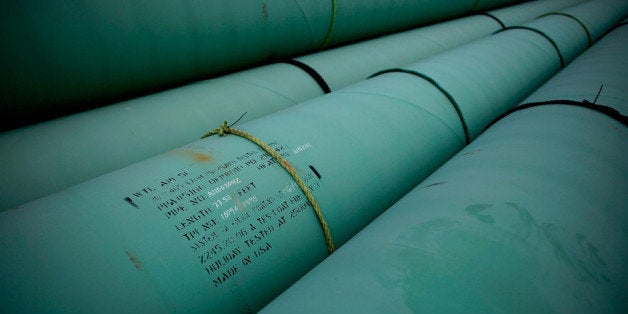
262;13;628;313
0;0;582;210
0;0;523;128
1;1;623;312
396;0;627;138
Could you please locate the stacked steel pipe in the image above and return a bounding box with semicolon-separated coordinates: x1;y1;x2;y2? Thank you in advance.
263;17;628;313
0;0;582;210
0;0;523;128
1;0;626;312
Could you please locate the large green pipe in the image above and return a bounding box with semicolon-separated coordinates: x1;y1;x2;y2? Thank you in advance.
0;1;622;312
0;0;583;210
293;0;587;91
262;19;628;314
0;0;522;129
382;0;626;140
523;24;628;113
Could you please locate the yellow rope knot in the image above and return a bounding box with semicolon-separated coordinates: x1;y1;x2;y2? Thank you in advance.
201;121;230;138
201;117;336;254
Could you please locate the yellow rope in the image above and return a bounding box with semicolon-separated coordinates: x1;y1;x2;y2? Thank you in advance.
202;121;336;254
320;0;337;49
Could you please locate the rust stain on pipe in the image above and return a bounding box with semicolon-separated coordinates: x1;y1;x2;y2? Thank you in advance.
125;250;143;271
173;149;214;163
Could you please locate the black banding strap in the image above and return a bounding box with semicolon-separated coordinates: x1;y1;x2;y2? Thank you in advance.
538;12;592;46
281;59;331;94
369;68;470;144
619;20;628;28
494;26;565;68
477;12;506;30
483;100;628;132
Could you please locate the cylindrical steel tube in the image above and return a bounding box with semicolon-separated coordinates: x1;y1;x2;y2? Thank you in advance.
0;0;523;129
262;17;628;314
0;0;583;210
1;1;624;312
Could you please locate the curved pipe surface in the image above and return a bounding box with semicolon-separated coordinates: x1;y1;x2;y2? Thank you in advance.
0;0;523;129
262;17;628;314
0;0;624;312
0;0;583;210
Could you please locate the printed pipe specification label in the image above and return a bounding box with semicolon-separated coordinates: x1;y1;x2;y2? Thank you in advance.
124;140;320;288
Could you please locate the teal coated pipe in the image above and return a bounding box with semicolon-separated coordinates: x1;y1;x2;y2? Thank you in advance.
523;20;628;114
0;0;583;210
0;74;469;313
0;1;622;312
297;0;588;91
0;0;522;129
324;0;522;47
389;0;627;140
262;19;628;314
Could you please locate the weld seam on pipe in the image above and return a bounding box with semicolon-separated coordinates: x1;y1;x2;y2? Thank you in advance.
483;100;628;131
320;0;337;49
477;12;506;30
281;59;332;93
495;26;565;68
368;68;470;144
538;12;592;46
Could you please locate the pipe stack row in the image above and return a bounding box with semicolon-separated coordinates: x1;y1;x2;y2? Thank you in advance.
1;0;626;312
0;0;585;210
263;18;628;313
0;0;523;129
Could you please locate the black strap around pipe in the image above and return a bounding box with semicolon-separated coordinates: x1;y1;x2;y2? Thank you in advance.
281;59;332;94
494;26;565;68
477;12;506;30
537;12;592;46
369;68;470;144
483;100;628;132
